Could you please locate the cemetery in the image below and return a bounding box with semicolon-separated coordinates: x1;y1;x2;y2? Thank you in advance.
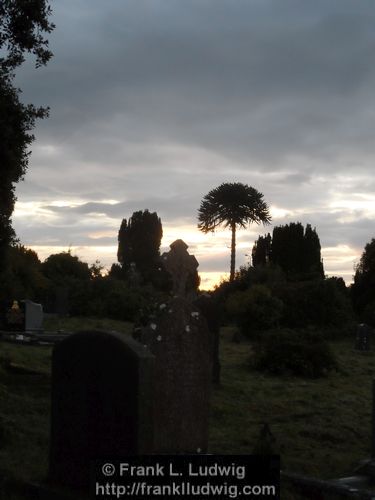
0;239;375;499
3;0;375;497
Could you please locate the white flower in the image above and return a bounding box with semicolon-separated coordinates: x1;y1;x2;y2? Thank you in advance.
197;448;202;453
150;323;157;330
159;303;166;310
191;312;199;319
168;309;173;313
157;335;162;342
185;325;190;333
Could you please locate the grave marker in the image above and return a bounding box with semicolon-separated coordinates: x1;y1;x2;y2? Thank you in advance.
49;330;154;490
139;240;212;453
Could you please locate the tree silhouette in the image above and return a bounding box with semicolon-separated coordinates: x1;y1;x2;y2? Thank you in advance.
117;210;163;283
198;182;271;281
351;238;375;320
0;0;54;269
252;233;272;267
252;222;324;280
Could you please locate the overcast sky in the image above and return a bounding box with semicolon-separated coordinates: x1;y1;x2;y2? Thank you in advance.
13;0;375;288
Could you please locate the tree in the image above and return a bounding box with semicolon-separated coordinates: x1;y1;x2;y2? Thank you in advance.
42;251;91;283
0;79;48;260
0;0;54;73
42;251;92;315
0;1;54;269
0;244;48;303
251;233;271;267
198;182;271;281
252;222;324;280
351;238;375;320
117;209;163;283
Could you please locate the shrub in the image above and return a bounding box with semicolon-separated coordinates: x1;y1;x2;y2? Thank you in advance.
226;285;283;338
88;277;151;322
274;278;354;333
252;329;338;378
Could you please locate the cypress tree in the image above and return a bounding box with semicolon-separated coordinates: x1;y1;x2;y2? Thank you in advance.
117;210;163;283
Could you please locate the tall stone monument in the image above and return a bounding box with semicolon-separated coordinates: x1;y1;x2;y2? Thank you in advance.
137;239;212;454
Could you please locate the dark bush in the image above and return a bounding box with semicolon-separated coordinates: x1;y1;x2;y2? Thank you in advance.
87;277;152;322
252;329;338;378
226;285;283;338
274;278;354;333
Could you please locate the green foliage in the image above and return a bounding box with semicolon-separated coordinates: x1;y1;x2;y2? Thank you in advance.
236;263;286;289
0;0;53;270
0;78;48;265
89;260;104;279
117;209;163;284
252;329;338;378
41;252;91;315
42;251;91;283
87;277;150;322
253;222;324;280
226;285;283;337
0;0;54;73
351;238;375;321
218;261;353;336
198;182;271;281
213;264;284;325
275;278;355;333
0;245;48;303
251;233;271;267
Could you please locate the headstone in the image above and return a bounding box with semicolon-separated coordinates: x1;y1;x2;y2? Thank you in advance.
49;330;154;490
21;299;43;332
161;239;199;299
138;240;212;454
355;323;372;351
194;293;221;385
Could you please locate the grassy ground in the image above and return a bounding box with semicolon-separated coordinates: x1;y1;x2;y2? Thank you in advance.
0;319;373;498
210;327;373;480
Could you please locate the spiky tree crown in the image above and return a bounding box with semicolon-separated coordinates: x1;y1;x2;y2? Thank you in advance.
198;182;271;232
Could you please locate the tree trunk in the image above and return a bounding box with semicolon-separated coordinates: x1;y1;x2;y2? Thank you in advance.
230;223;236;281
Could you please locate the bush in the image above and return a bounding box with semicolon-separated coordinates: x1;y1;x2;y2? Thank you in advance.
226;285;283;338
87;277;152;322
274;278;354;333
252;329;338;378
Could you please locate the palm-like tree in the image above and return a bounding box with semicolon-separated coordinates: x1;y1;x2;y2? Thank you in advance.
198;182;271;281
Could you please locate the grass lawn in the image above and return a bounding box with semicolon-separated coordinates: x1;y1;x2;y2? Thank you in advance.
0;318;373;497
210;327;373;480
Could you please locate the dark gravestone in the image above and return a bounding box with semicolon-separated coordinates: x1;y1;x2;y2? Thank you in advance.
21;299;43;332
138;240;212;454
161;239;199;299
49;330;154;490
194;293;221;385
355;323;372;351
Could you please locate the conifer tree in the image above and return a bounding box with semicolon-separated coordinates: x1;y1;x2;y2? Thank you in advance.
117;210;163;283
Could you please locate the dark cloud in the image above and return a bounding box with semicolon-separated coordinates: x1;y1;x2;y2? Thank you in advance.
11;0;375;283
16;0;375;168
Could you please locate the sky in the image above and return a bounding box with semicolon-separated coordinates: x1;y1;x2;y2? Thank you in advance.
12;0;375;289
